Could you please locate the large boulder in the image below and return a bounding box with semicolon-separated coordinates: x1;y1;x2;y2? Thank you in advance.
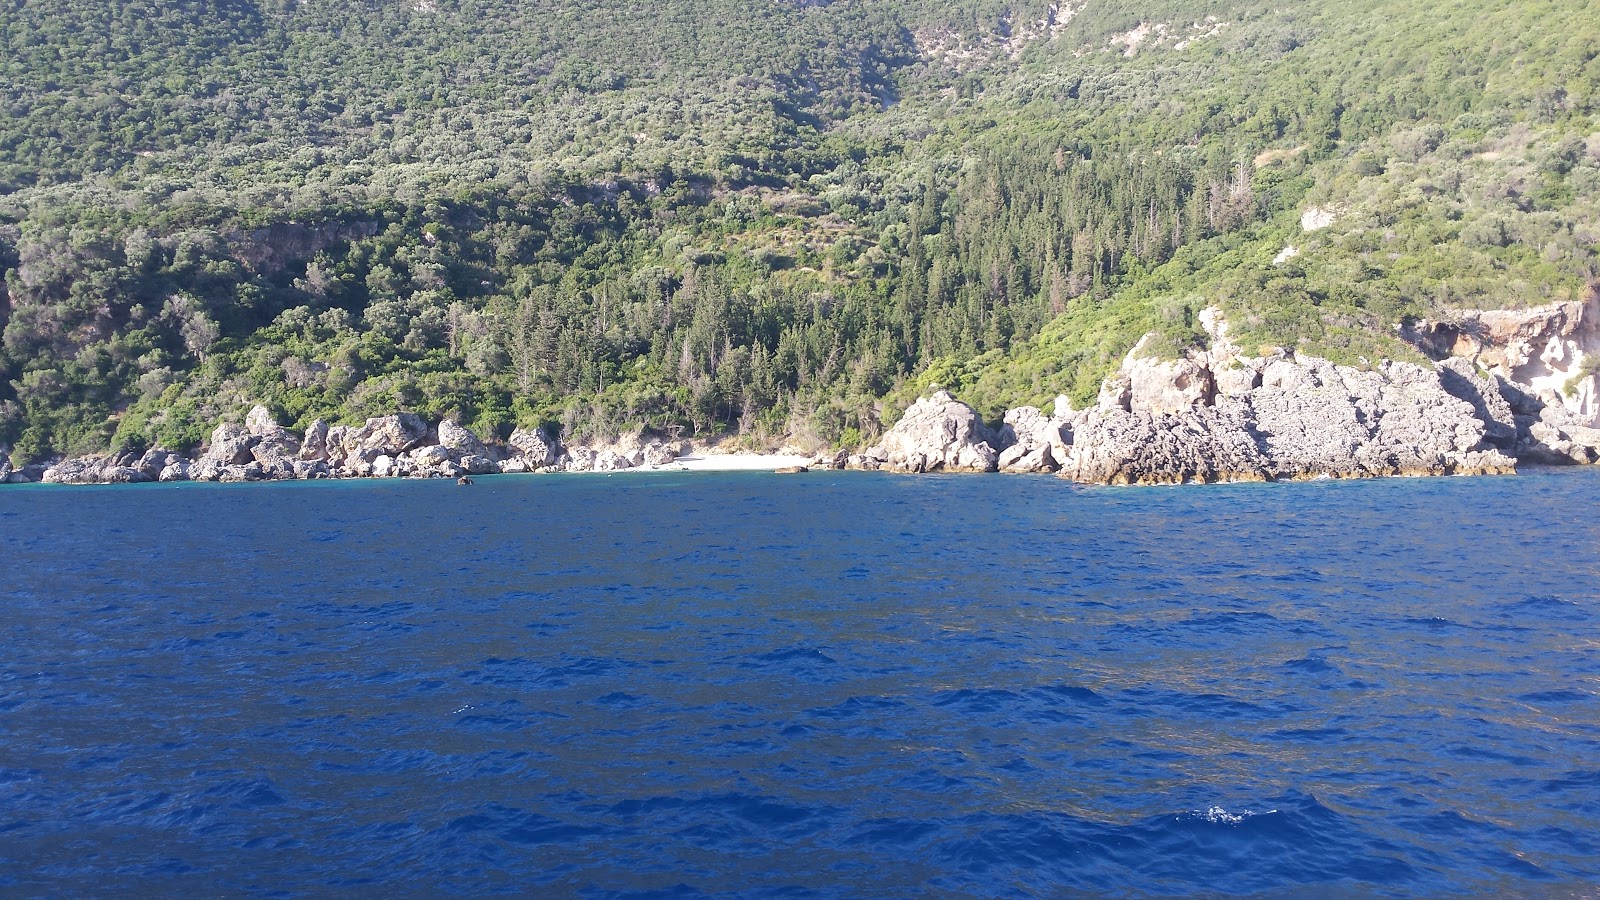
508;427;561;468
203;423;256;466
564;446;597;472
865;390;1000;473
135;448;172;480
42;458;107;485
592;450;633;472
300;419;330;461
460;454;499;475
352;414;429;457
1125;336;1215;415
1065;405;1272;485
438;420;490;459
997;405;1072;473
159;459;192;482
642;442;680;467
0;448;11;482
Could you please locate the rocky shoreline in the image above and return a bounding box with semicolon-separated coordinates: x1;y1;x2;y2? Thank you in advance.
5;303;1599;489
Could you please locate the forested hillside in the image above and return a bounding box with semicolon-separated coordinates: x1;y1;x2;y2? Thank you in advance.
2;0;1597;460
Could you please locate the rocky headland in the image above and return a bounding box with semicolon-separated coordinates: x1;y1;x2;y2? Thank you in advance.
5;303;1599;488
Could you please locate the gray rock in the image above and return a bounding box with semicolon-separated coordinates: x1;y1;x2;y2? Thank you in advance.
204;423;256;466
1435;357;1518;448
0;449;12;482
300;419;330;461
1061;353;1516;484
508;427;561;468
293;460;331;479
352;414;429;457
371;454;397;478
867;390;1000;473
460;454;499;475
100;466;148;484
642;442;679;467
159;459;191;482
1097;375;1132;412
136;448;172;479
244;405;278;436
998;405;1072;462
438;420;490;459
998;443;1058;474
565;447;597;471
592;450;633;472
410;445;452;469
42;458;104;484
7;464;47;484
1127;355;1214;415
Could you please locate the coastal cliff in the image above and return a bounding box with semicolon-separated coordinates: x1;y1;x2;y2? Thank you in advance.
9;307;1600;488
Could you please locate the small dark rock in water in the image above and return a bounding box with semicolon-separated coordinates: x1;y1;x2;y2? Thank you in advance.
774;465;807;474
457;475;474;485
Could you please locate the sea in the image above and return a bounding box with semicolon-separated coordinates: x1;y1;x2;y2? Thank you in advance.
2;468;1598;898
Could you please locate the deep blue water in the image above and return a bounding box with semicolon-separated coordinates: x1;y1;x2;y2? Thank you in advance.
3;469;1600;897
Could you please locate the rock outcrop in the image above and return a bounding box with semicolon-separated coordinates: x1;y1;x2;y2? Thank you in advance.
995;403;1073;473
1407;292;1600;426
1051;310;1520;485
855;389;1000;473
507;427;561;469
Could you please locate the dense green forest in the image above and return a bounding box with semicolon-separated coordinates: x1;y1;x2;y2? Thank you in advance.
1;0;1597;460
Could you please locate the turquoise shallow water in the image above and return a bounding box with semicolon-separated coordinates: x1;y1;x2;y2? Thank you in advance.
2;469;1599;897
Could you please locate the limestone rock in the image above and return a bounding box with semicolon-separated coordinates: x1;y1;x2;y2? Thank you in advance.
43;458;106;484
1124;334;1215;415
438;420;490;459
136;448;172;480
867;390;1000;473
1061;350;1517;484
352;414;429;457
998;405;1071;464
1064;405;1271;485
100;466;147;484
293;460;330;479
158;459;191;482
642;442;679;467
460;454;499;475
998;443;1058;474
0;449;10;482
204;423;256;466
244;405;278;436
1435;357;1517;448
1097;375;1132;412
565;447;597;471
592;450;633;472
1214;358;1263;397
508;427;561;468
300;419;330;461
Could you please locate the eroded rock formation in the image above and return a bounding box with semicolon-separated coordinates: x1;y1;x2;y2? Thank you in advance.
853;389;1000;473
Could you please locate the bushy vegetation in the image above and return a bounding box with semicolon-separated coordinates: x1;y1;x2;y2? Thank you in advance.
1;0;1596;461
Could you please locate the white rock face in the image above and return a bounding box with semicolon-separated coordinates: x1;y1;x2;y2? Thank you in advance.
1410;294;1600;427
437;420;490;459
1055;309;1518;484
1273;244;1299;265
508;427;561;468
1301;206;1337;231
862;390;1000;473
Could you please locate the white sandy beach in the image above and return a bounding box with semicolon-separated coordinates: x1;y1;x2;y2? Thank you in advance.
658;452;816;472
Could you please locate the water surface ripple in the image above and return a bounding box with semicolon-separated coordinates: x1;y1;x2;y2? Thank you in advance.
3;470;1599;896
